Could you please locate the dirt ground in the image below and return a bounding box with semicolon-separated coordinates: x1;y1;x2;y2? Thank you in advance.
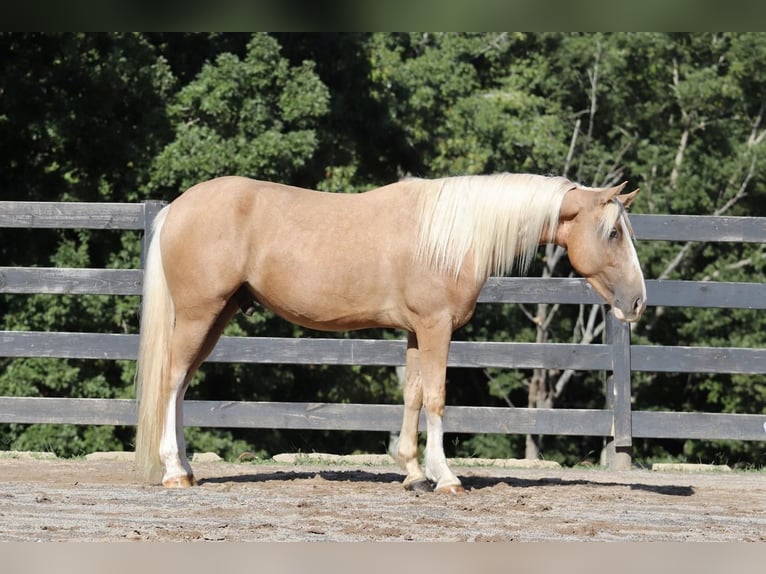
1;456;764;542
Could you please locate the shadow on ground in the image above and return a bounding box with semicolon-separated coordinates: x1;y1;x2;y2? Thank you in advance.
198;469;695;496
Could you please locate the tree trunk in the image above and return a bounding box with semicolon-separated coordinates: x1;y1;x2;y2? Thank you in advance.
525;300;555;459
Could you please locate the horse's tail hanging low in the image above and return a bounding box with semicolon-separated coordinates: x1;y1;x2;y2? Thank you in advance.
134;206;174;482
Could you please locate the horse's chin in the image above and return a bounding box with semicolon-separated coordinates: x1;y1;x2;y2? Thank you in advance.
612;305;643;323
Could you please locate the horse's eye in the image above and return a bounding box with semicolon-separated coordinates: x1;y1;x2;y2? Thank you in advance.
609;227;619;240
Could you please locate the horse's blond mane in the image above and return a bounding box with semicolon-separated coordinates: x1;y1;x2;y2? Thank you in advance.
414;173;574;280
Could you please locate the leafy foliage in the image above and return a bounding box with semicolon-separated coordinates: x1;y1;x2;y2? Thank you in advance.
149;33;330;194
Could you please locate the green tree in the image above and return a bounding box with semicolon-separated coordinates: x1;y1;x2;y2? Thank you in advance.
149;33;330;194
624;33;766;467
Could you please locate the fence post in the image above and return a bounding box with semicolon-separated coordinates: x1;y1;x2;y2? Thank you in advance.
603;310;633;470
141;200;165;270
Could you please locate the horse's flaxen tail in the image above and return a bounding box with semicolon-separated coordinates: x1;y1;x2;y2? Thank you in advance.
134;206;173;482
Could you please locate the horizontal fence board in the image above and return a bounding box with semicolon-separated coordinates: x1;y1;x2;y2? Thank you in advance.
2;204;763;243
212;337;613;370
0;397;137;426
184;400;402;431
0;201;145;229
632;345;766;374
481;278;766;309
0;267;143;295
631;214;766;243
632;411;766;441
4;332;764;374
0;332;139;360
2;271;764;310
439;405;614;436
478;277;601;304
184;402;615;435
0;397;613;435
0;331;612;370
210;337;405;366
446;341;611;370
4;397;763;441
645;280;766;309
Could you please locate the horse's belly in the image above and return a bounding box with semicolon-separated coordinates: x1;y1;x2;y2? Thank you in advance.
248;259;406;332
255;286;401;332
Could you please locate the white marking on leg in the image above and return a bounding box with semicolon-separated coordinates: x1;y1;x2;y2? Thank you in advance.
159;376;193;482
423;410;460;490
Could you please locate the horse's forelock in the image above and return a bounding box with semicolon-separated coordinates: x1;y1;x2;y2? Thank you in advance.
598;199;635;242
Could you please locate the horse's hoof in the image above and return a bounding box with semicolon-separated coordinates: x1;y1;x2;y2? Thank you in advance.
404;478;434;493
162;474;196;488
435;483;465;494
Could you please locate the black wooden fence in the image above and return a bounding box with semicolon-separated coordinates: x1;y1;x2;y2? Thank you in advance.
1;200;765;469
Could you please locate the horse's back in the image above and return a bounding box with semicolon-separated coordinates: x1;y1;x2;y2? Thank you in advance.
171;175;409;226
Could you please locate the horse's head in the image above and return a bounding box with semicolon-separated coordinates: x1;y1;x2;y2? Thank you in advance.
556;182;646;323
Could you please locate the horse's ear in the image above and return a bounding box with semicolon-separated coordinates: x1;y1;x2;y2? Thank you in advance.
601;181;628;203
617;188;640;209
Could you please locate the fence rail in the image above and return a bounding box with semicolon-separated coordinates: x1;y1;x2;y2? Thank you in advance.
1;200;765;469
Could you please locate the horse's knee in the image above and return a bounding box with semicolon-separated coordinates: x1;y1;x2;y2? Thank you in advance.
396;436;418;462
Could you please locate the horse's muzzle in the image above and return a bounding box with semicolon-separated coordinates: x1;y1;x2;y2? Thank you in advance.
612;296;645;323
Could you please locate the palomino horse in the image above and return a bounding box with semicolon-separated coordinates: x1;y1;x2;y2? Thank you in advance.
135;173;646;492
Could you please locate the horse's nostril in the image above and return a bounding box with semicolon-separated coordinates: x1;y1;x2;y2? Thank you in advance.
633;297;644;313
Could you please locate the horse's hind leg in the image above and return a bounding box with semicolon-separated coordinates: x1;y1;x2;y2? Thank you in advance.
159;359;196;487
160;300;238;487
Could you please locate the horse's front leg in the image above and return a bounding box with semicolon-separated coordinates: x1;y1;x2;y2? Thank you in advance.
397;332;432;492
418;324;464;494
